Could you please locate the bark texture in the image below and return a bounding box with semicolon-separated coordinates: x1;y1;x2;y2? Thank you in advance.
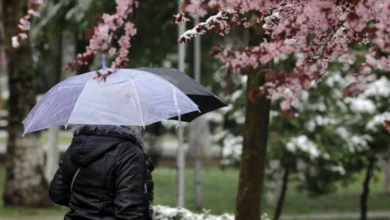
274;168;289;220
235;68;271;220
3;0;51;207
45;33;63;181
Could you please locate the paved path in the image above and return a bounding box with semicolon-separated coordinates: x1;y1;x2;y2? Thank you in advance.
1;211;390;220
281;211;390;219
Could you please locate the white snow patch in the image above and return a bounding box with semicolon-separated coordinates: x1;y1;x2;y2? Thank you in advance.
363;76;390;98
366;112;390;132
286;135;320;158
350;99;376;113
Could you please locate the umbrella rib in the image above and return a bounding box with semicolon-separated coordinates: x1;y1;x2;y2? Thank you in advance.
23;94;55;135
66;79;94;127
132;69;199;109
129;97;144;127
129;78;145;128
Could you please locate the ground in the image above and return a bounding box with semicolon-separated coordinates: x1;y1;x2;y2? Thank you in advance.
1;167;390;218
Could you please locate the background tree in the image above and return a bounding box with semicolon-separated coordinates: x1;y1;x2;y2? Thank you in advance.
2;0;51;207
174;1;390;219
342;74;390;220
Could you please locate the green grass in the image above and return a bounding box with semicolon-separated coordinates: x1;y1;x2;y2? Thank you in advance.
153;168;239;214
1;167;390;217
152;168;390;215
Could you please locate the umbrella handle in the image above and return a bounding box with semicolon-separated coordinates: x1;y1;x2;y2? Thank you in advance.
102;55;106;70
173;89;181;129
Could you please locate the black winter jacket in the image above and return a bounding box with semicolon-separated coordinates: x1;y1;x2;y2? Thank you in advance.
49;125;154;220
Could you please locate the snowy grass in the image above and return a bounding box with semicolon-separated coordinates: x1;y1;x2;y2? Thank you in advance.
0;167;390;217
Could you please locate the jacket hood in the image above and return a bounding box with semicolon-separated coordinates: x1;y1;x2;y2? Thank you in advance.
69;125;144;167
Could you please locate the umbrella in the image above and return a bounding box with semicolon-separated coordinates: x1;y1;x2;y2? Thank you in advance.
22;68;200;135
136;67;227;122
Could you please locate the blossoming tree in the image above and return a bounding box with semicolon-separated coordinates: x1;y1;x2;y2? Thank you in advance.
11;0;390;217
173;1;390;219
2;0;52;207
342;74;390;220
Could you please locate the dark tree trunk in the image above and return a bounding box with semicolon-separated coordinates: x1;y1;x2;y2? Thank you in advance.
360;155;376;220
74;31;91;75
45;32;63;181
220;69;236;171
235;69;270;220
235;27;271;220
52;33;62;85
274;168;289;220
0;0;5;110
2;0;52;207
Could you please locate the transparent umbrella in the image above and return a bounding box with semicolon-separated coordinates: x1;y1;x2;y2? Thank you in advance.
23;68;199;135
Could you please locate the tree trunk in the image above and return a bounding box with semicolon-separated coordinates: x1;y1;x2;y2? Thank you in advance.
193;16;202;210
378;150;390;196
45;32;63;181
235;69;271;220
220;69;236;171
0;0;5;109
51;33;62;86
360;155;376;220
383;162;390;196
176;2;186;206
274;168;289;220
189;117;210;210
74;31;91;75
2;0;52;207
45;127;60;181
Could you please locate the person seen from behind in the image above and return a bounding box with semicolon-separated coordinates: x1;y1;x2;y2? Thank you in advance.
49;125;154;220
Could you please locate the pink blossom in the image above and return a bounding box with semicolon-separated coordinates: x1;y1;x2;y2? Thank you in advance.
19;33;28;40
281;99;293;111
175;0;390;113
11;0;46;48
119;48;129;58
18;17;30;31
101;43;109;51
184;0;207;18
69;0;138;70
118;36;131;49
365;54;378;67
102;14;116;27
124;22;137;36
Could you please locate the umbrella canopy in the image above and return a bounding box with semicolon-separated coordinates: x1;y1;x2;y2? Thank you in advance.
136;67;227;122
23;69;199;135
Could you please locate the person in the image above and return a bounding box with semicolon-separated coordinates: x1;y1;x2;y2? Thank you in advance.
49;125;154;220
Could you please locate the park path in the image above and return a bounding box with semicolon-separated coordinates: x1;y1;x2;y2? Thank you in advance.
282;211;390;219
1;211;390;220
